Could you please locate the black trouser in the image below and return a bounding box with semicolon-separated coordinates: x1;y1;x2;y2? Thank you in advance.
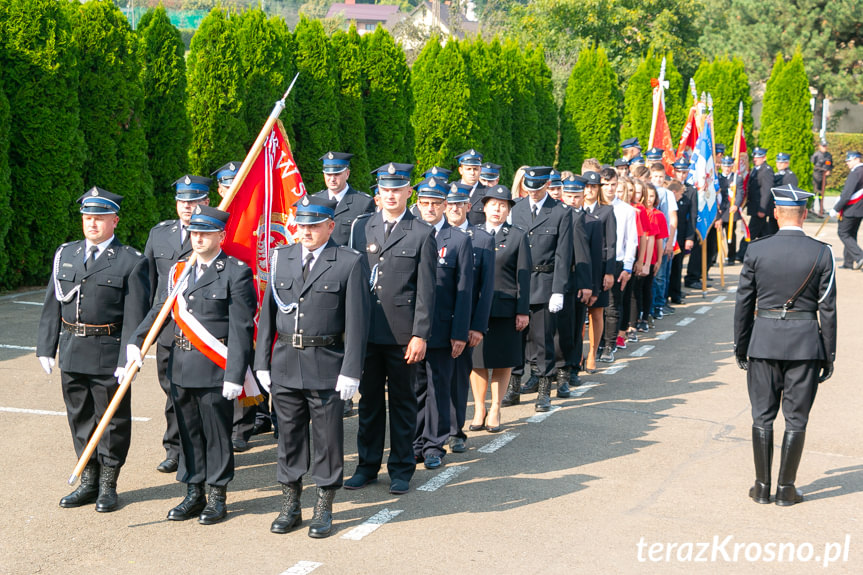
555;291;577;369
838;216;863;265
604;261;625;348
415;347;454;458
232;400;256;443
273;386;343;488
722;219;737;261
61;371;131;468
685;231;718;283
634;270;655;321
450;349;472;441
524;303;558;377
356;343;417;483
619;269;634;331
171;384;234;486
748;359;819;432
156;343;180;460
669;251;684;300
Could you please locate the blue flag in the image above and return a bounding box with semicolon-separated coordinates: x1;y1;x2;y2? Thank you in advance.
686;118;719;240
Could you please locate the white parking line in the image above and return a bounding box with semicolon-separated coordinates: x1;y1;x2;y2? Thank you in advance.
478;432;519;454
0;406;150;422
340;508;403;540
13;301;42;306
711;295;727;303
677;317;695;326
0;344;36;350
695;306;712;315
727;286;737;293
417;465;469;492
603;364;627;375
526;405;561;423
631;345;654;357
277;561;323;575
655;331;676;340
571;383;597;397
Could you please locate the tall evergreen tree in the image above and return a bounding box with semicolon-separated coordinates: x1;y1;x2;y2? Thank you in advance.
687;56;753;151
235;7;295;151
759;49;814;191
527;45;558;165
620;51;684;154
0;75;12;286
74;0;155;247
292;16;339;194
485;37;515;179
187;6;247;199
363;26;414;169
0;0;85;286
330;25;371;192
558;45;622;170
505;40;539;166
139;6;191;220
460;37;493;157
412;38;473;172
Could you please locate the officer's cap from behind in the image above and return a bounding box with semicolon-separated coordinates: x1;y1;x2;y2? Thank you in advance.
776;152;791;162
422;166;452;180
771;184;813;207
78;187;122;215
455;149;483;166
562;175;587;192
211;162;241;187
621;137;641;150
752;147;768;158
672;157;690;171
645;147;664;161
613;158;629;168
629;155;645;166
548;169;563;188
173;175;212;201
295;195;337;225
715;143;726;155
414;176;448;200
446;181;472;203
481;184;515;206
480;162;502;179
721;156;734;167
522;166;553;191
844;150;861;162
320;151;354;174
187;205;230;232
373;162;413;188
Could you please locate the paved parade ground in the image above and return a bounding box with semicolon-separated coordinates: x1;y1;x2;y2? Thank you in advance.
1;219;860;574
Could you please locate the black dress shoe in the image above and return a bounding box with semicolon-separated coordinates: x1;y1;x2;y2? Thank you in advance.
308;488;336;538
60;462;99;508
95;465;120;513
344;473;377;490
389;479;409;494
198;485;227;525
156;458;178;474
271;482;302;534
252;418;272;435
232;439;250;453
448;437;466;453
519;372;540;394
342;398;354;418
167;483;206;521
423;455;443;470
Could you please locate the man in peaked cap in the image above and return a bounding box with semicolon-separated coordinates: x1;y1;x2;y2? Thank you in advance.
811;139;832;216
829;151;863;269
143;175;212;472
747;147;778;241
717;155;745;264
131;205;257;525
37;187;150;513
644;147;664;164
614;158;630;178
212;162;241;197
455;149;489;227
734;184;836;507
423;166;453;181
621;137;641;161
313;152;375;248
479;162;502;188
346;162;437;495
774;153;798;188
255;195;369;538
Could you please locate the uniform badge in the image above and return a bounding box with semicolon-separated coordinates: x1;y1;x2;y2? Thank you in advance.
369;243;378;253
90;189;98;196
429;177;437;187
439;257;446;264
388;164;396;174
327;152;334;160
450;183;457;193
431;167;439;175
229;162;236;171
184;176;191;185
439;246;447;259
469;149;475;156
302;196;310;206
195;205;202;214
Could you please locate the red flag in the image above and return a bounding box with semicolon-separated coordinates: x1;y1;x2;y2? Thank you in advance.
649;78;676;175
676;106;699;158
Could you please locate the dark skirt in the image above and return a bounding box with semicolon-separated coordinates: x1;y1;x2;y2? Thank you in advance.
474;316;523;369
591;288;610;309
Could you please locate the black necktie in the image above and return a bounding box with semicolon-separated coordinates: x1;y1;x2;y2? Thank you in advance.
181;226;188;248
384;220;394;240
193;263;207;285
532;205;538;222
85;246;99;270
302;253;314;281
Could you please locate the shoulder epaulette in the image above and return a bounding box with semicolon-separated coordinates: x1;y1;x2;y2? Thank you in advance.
122;245;143;257
338;245;361;256
157;219;177;227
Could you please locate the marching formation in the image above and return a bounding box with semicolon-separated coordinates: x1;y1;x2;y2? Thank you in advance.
35;137;846;536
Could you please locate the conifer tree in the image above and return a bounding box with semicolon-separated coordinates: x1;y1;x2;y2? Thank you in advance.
527;46;557;165
292;16;339;194
558;45;622;170
686;56;753;151
0;0;85;286
139;5;191;220
759;49;814;191
485;37;515;179
505;40;539;166
0;77;11;286
187;6;247;198
460;37;492;158
620;51;684;154
330;25;371;192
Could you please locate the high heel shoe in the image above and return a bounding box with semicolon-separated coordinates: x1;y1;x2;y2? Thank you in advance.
581;360;598;374
485;410;502;433
468;414;486;432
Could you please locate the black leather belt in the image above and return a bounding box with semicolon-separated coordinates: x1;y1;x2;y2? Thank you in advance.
175;334;225;351
278;333;342;349
756;309;817;320
532;264;554;273
62;320;119;337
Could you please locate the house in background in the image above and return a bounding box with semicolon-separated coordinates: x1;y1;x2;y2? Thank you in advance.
388;1;480;51
325;1;402;35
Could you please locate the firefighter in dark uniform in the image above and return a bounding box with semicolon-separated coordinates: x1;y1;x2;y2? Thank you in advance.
734;184;836;506
457;149;488;226
811;139;832;216
37;188;150;513
774;153;798;188
479;162;502;189
144;175;211;473
621;137;641;162
313;151;374;418
747;147;777;241
506;166;573;411
422;166;452;181
717;156;745;264
130;205;257;525
412;178;473;470
829;151;863;269
254;196;370;538
444;182;494;453
345;162;437;495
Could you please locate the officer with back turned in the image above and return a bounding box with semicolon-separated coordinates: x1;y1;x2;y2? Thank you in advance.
811;139;832;216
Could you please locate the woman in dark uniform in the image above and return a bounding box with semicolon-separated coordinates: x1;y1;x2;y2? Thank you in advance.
470;185;531;432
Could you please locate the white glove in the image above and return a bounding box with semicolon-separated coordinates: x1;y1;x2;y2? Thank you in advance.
548;293;564;313
335;374;360;401
126;344;143;369
38;356;55;375
828;209;838;218
256;370;271;393
222;381;243;400
113;366;126;383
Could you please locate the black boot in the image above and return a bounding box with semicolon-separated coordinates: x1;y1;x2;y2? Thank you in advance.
167;482;206;521
95;465;120;513
271;481;302;534
556;368;572;398
775;430;805;506
343;398;354;418
198;485;227;524
501;374;521;407
520;367;540;394
569;369;582;388
60;462;99;508
308;487;336;539
535;377;552;412
749;427;773;504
